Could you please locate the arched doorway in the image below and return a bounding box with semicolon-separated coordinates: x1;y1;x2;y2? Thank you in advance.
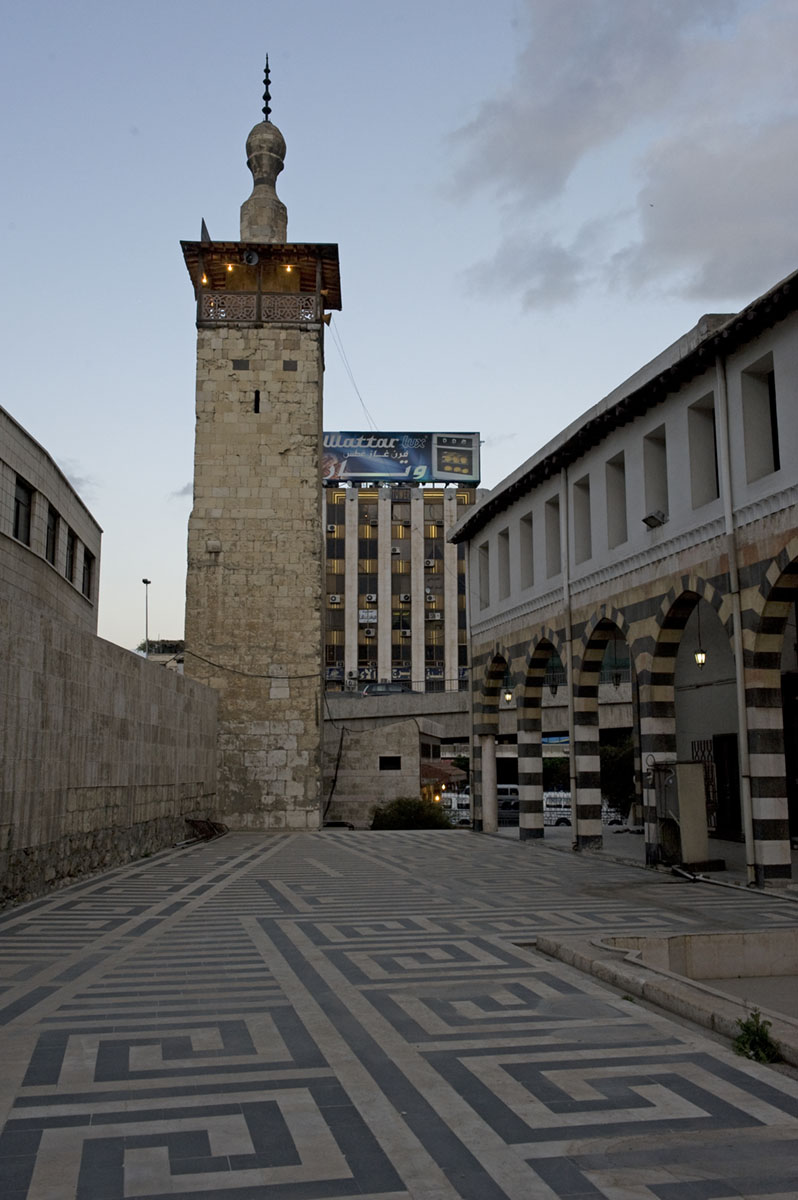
575;614;634;849
675;596;740;842
517;634;565;840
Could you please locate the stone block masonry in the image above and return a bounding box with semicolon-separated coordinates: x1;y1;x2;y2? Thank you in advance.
184;323;325;831
0;595;218;906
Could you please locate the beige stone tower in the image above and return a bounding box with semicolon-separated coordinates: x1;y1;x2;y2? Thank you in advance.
182;61;341;830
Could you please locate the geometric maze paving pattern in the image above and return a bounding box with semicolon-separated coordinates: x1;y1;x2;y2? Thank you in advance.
1;831;798;1198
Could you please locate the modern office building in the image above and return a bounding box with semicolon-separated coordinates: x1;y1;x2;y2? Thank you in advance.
322;483;480;693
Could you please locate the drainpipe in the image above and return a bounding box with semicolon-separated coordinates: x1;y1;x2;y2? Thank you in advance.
560;467;578;844
464;540;477;829
715;354;756;884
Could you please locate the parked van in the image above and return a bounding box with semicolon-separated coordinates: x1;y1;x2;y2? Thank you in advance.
445;789;471;825
543;791;572;826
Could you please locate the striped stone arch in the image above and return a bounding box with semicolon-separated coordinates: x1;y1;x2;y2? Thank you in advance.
657;573;730;637
636;575;730;863
750;538;798;672
743;541;798;881
575;605;633;688
646;574;730;696
516;626;565;841
474;644;510;737
516;626;566;734
571;610;632;851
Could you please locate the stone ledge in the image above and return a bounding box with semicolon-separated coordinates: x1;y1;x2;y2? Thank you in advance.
531;932;798;1068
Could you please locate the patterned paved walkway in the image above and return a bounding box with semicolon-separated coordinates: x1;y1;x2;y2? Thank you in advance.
2;830;798;1199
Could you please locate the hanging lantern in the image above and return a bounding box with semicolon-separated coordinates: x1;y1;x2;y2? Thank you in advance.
694;602;707;668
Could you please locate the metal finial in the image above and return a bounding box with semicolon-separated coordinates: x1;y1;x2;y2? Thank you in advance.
262;55;271;123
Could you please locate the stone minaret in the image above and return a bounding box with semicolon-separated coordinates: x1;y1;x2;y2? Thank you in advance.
182;60;341;830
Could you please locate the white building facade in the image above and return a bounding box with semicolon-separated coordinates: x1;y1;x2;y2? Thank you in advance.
452;268;798;885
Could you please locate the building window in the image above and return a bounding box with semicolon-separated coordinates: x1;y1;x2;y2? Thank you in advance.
13;476;33;545
82;549;95;599
643;424;669;521
45;505;59;565
742;354;780;482
497;528;510;599
379;756;401;771
545;495;561;578
688;392;719;508
65;528;76;582
519;512;534;589
605;452;628;549
573;474;592;564
478;541;490;610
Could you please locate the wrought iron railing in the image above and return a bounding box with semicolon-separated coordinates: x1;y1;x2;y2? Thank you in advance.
200;292;319;323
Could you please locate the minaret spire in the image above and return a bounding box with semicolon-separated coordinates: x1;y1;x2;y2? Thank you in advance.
262;55;272;123
240;53;287;242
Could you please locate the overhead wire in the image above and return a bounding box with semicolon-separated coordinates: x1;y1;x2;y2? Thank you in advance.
327;315;379;431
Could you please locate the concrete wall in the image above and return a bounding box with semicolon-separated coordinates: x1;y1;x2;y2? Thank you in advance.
325;689;469;737
323;717;438;827
0;596;217;904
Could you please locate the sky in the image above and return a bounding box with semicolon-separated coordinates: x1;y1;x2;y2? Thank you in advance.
3;0;798;651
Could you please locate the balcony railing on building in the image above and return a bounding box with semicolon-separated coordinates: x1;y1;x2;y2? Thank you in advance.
200;292;319;325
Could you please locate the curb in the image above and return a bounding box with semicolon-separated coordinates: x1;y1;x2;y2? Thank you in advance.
533;933;798;1068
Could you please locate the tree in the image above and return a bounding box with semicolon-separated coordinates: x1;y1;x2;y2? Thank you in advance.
543;756;569;792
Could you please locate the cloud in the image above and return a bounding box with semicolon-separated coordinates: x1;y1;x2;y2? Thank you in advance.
461;212;623;309
450;0;798;305
60;459;97;498
611;116;798;299
481;431;521;450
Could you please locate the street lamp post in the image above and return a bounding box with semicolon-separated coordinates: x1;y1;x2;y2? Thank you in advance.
142;578;151;658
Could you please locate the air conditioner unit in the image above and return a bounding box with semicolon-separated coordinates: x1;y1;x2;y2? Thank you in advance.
328;594;341;604
426;612;442;621
399;593;411;603
400;630;411;638
424;559;435;567
365;593;377;603
326;524;337;533
425;593;435;602
364;628;376;638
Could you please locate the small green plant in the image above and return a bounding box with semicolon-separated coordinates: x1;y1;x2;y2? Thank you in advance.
733;1008;782;1063
371;797;453;830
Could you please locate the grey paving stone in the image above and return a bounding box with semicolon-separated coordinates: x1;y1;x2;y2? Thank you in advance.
1;831;798;1199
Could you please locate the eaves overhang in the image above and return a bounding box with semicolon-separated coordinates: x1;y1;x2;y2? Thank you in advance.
450;266;798;545
180;240;342;309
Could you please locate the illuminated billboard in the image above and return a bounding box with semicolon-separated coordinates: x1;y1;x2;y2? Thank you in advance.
322;432;480;485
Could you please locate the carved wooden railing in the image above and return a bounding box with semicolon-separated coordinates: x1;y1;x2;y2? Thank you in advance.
200;292;318;323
